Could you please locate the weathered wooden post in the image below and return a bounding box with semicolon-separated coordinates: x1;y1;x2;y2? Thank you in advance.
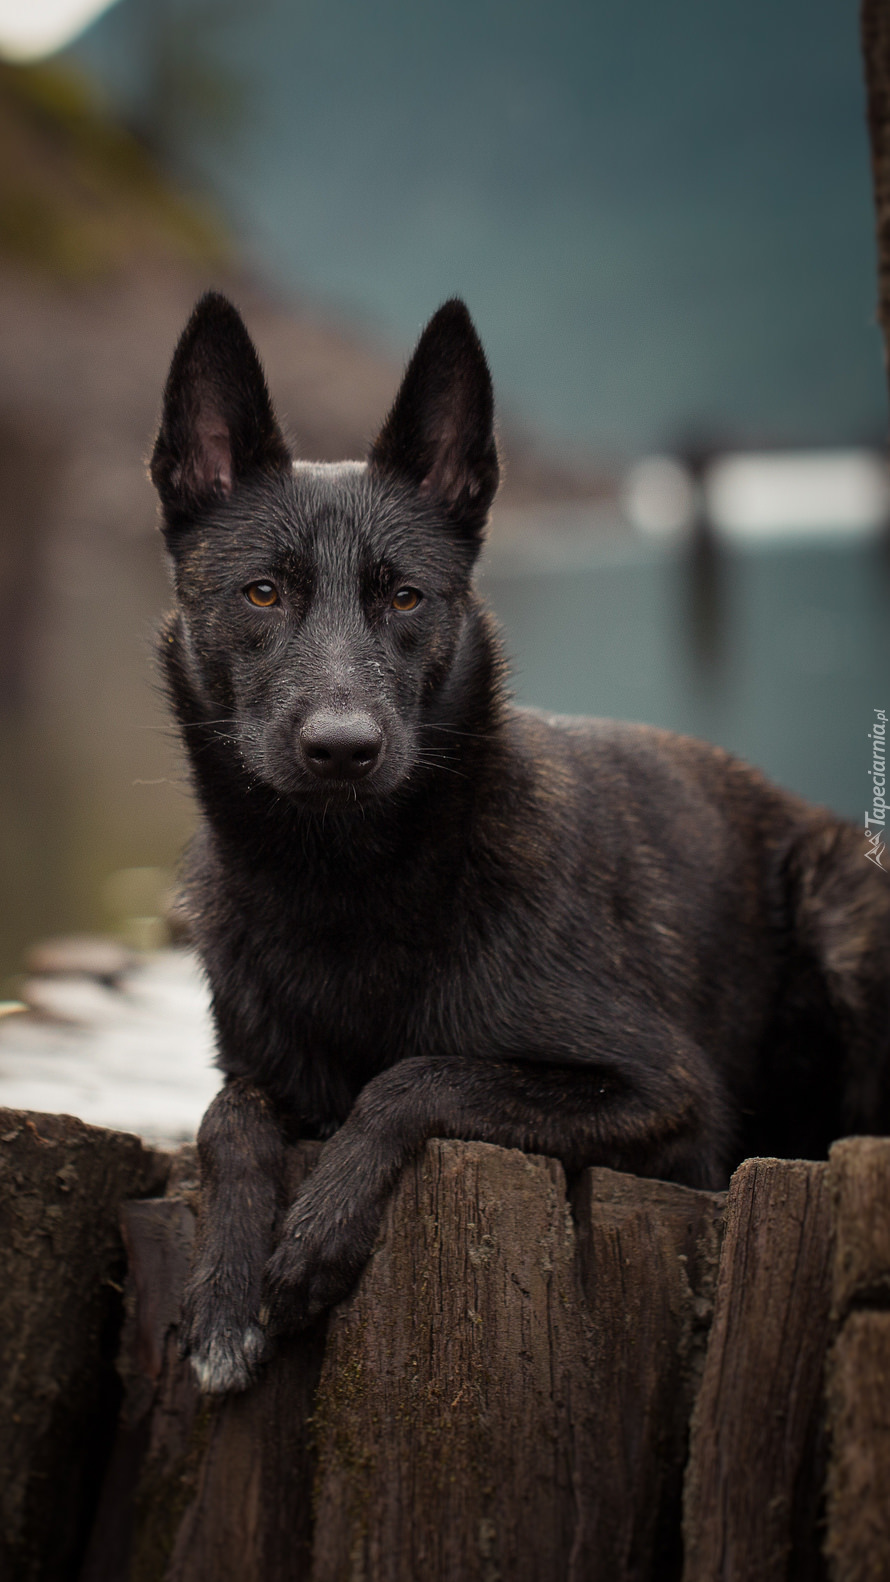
4;1108;875;1579
682;1159;833;1582
80;1135;724;1582
824;1137;890;1582
0;1110;168;1582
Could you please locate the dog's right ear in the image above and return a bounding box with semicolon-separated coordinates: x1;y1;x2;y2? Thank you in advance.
151;293;291;534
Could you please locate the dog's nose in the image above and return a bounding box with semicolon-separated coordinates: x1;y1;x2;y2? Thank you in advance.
299;712;384;780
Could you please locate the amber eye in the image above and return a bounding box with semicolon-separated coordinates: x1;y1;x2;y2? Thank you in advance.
391;587;421;612
244;581;280;608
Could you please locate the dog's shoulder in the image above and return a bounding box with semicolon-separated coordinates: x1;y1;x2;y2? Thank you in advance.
505;704;806;813
493;705;821;891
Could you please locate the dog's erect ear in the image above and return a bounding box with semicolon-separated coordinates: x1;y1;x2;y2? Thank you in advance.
369;299;499;533
150;293;291;530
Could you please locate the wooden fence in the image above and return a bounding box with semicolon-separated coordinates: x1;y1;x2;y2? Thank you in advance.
2;1107;889;1581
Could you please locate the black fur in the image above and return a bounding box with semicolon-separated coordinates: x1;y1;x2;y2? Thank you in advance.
152;292;890;1393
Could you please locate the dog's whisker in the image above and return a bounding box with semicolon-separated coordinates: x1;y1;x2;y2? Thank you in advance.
414;757;469;779
420;724;495;740
133;718;241;732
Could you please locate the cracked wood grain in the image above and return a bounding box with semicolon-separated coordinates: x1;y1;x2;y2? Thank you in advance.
0;1107;169;1582
84;1136;723;1581
681;1158;832;1582
825;1137;890;1582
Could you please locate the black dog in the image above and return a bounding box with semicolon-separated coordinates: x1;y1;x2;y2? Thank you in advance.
151;292;890;1393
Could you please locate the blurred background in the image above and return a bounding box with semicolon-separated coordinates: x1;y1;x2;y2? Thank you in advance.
0;0;888;1120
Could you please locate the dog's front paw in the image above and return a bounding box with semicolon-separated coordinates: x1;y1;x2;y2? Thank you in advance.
262;1238;337;1335
188;1321;269;1395
180;1268;271;1394
262;1193;381;1336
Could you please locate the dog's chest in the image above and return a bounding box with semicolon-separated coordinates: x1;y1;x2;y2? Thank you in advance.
224;880;450;1063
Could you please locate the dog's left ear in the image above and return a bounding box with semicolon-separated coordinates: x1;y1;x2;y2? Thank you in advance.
151;292;291;534
369;299;499;536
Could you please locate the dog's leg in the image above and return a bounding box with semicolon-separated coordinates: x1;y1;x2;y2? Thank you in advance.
181;1078;286;1393
263;1041;726;1334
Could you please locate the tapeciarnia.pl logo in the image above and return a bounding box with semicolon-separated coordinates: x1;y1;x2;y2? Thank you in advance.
865;708;887;869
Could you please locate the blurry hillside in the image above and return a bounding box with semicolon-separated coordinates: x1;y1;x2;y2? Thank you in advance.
0;59;607;984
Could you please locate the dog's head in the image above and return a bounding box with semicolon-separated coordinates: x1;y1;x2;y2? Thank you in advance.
151;293;500;805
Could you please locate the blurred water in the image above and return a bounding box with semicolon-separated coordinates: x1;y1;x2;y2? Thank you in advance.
71;0;887;456
481;527;890;821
